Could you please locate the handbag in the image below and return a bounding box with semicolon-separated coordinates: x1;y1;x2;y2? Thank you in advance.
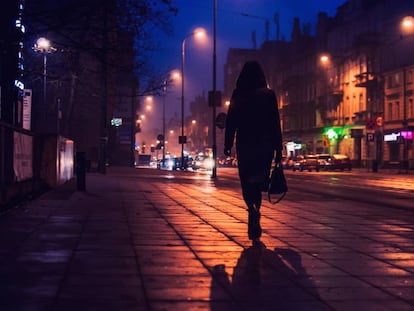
268;163;288;204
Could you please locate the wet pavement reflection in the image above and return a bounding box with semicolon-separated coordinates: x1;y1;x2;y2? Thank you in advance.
0;167;413;310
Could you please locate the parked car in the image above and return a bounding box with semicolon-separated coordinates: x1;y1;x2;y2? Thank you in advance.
317;154;352;171
218;157;237;167
292;155;320;172
317;154;332;170
330;154;352;171
281;156;294;169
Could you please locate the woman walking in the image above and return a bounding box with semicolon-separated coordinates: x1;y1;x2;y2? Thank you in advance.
224;61;283;242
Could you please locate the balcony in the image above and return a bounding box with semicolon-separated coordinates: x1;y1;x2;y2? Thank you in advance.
355;72;377;88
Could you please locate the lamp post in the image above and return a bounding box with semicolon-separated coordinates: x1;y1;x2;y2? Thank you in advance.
161;72;179;166
180;28;206;170
400;16;414;172
162;80;167;165
211;0;218;178
33;37;56;129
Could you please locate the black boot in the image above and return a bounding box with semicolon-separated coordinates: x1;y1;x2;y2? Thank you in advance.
248;206;262;240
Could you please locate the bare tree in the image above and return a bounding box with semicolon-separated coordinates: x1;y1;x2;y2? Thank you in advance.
24;0;177;162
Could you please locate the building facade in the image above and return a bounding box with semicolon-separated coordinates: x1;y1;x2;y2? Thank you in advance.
223;0;414;169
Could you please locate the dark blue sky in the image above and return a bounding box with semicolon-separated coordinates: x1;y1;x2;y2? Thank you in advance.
146;0;346;128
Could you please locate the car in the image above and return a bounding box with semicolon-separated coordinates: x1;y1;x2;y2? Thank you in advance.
317;154;352;171
330;154;352;171
317;154;332;170
192;154;215;170
218;157;237;167
158;157;180;170
281;156;294;169
292;154;320;172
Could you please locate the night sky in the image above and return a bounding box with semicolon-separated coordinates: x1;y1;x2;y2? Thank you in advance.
144;0;346;133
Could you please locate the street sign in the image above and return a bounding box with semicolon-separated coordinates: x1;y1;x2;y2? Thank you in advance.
178;136;186;144
366;133;375;142
366;119;376;130
215;112;226;129
23;89;32;130
375;116;383;127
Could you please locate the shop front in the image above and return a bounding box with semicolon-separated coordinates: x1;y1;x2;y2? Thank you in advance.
383;130;413;169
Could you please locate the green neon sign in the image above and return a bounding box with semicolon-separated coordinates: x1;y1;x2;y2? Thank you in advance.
326;128;338;140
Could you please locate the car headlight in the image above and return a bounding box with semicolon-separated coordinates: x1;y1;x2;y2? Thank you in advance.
204;158;215;170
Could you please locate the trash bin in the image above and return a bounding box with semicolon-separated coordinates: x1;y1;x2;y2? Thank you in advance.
372;160;378;173
76;151;86;191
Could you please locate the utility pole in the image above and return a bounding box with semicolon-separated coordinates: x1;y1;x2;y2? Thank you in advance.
99;1;109;174
211;0;218;178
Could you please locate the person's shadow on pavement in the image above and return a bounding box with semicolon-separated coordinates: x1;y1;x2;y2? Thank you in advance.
210;242;329;311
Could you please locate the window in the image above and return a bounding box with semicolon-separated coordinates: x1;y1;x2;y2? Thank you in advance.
387;76;392;89
409;98;414;118
395;101;400;120
395;72;401;86
388;102;393;120
407;70;413;84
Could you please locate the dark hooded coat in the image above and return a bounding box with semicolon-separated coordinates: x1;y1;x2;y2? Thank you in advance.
225;61;283;186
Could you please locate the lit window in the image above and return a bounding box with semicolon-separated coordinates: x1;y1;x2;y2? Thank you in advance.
388;102;393;120
395;101;400;119
395;73;400;86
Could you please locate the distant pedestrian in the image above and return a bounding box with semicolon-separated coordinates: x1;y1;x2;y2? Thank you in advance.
224;61;283;242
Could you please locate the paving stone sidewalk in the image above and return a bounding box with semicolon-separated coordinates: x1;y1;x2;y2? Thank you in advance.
0;167;413;311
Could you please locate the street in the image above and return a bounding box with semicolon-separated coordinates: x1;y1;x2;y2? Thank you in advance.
0;167;413;310
218;167;414;209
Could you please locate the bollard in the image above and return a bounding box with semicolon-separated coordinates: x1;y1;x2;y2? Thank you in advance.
76;151;86;191
372;160;378;173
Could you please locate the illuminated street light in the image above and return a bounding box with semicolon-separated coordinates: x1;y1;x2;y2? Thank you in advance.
211;0;218;178
161;70;180;167
401;16;414;34
180;27;206;169
171;70;181;80
33;37;57;130
320;54;329;64
400;16;414;172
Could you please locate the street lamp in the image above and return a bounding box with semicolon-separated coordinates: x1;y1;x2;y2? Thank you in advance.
33;37;56;129
180;27;206;169
162;80;167;166
212;0;218;178
320;54;330;65
400;16;414;172
401;16;414;34
161;70;180;167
